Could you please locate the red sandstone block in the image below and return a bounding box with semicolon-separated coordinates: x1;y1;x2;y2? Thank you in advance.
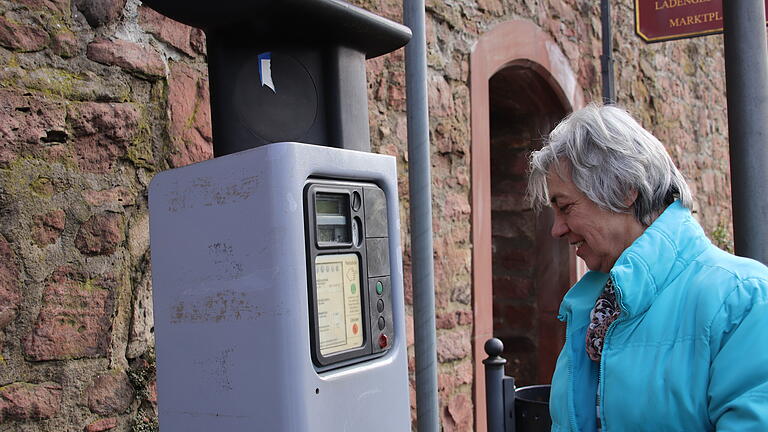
427;74;454;117
0;382;62;422
51;30;80;58
23;268;116;361
75;212;124;256
167;62;213;167
190;28;206;55
441;393;473;432
84;417;118;432
438;370;457;394
438;359;474;395
448;393;473;430
436;329;471;363
75;0;127;27
436;312;458;329
0;16;49;52
456;309;473;325
32;209;66;246
139;6;196;57
86;372;134;416
87;39;164;79
444;191;471;217
0;90;67;165
67;102;141;173
68;102;139;140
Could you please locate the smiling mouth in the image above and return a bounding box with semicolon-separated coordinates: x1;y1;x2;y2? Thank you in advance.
570;240;584;248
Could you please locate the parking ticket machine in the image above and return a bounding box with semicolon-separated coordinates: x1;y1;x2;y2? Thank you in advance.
149;143;409;431
144;0;413;430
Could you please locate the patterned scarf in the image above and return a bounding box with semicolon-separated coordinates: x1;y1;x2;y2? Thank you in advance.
585;278;621;362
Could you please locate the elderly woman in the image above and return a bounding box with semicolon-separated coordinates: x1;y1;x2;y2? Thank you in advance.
527;104;768;431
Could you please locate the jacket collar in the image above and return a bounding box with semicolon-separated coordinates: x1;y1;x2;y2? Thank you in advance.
559;201;711;321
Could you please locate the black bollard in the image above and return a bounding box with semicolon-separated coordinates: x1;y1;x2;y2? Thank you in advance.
484;338;507;432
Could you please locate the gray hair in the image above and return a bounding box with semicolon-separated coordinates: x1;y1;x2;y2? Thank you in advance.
527;104;693;226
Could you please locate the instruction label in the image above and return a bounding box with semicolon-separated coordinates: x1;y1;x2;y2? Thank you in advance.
316;254;363;355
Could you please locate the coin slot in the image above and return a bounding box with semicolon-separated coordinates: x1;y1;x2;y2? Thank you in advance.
352;216;363;247
351;190;362;211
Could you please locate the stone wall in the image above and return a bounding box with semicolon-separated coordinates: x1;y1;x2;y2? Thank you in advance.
0;0;211;430
0;0;732;431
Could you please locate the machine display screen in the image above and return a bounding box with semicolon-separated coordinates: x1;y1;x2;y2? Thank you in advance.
315;193;350;244
315;253;364;356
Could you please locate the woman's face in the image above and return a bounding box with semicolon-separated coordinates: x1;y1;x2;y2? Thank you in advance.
546;161;645;273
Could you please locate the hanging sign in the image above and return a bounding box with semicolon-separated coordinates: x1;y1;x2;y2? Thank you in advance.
635;0;768;43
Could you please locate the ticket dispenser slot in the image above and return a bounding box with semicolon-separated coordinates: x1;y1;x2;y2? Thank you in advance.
305;180;394;370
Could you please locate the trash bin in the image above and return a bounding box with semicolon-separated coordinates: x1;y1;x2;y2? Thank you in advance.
515;385;551;432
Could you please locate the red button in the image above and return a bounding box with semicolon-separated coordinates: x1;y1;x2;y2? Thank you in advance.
352;323;359;335
378;334;388;349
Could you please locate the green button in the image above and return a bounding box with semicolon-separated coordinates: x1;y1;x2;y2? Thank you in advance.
376;281;383;295
350;283;356;294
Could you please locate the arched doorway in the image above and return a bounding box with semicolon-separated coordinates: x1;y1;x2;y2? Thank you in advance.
470;19;586;431
488;64;569;385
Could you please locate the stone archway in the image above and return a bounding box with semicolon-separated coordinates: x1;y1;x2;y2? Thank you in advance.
488;64;569;385
470;19;585;431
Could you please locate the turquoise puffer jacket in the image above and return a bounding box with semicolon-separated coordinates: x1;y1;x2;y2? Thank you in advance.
550;201;768;431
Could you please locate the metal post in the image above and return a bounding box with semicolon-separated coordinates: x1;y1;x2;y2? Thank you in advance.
484;338;507;432
723;1;768;265
502;376;516;432
404;0;439;430
600;0;616;104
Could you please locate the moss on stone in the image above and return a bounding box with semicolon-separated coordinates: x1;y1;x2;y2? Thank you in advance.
80;278;109;292
0;157;39;197
6;54;20;68
131;413;159;432
0;158;68;203
23;68;86;99
128;350;159;431
126;143;154;170
30;176;54;197
126;106;156;171
710;222;734;254
41;10;72;28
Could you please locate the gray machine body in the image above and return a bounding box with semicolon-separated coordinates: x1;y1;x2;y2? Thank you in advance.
148;142;410;431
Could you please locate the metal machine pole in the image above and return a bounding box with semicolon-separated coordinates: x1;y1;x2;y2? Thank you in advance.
404;0;439;429
723;0;768;265
601;0;616;104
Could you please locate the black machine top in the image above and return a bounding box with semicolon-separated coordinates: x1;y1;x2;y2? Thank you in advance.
142;0;411;155
140;0;411;59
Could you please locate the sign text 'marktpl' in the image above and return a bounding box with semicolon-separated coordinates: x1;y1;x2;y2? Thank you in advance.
636;0;768;43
